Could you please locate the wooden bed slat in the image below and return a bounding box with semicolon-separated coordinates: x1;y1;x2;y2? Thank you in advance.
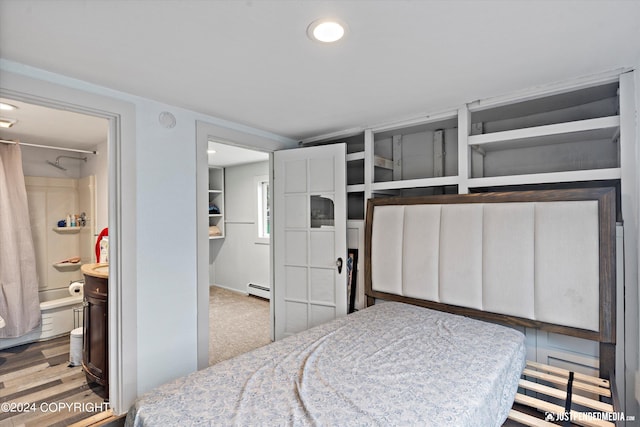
522;368;611;398
508;409;557;427
526;361;610;388
512;361;619;427
518;379;613;413
514;393;614;427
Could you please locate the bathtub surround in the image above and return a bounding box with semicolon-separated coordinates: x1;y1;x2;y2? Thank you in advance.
25;175;97;291
0;175;96;348
0;144;40;338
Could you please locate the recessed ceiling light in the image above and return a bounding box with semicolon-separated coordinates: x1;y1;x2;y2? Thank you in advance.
0;118;17;128
307;19;346;43
0;102;18;111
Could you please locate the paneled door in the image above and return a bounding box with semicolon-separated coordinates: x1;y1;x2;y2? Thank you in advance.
273;144;347;340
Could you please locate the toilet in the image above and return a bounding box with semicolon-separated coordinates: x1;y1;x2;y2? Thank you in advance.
69;327;83;366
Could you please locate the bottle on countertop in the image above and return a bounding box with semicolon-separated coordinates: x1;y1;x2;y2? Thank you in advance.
70;215;76;227
99;236;109;263
66;214;71;227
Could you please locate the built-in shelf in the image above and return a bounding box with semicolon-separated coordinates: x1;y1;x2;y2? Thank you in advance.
53;226;82;233
467;167;622;188
347;184;365;193
313;78;624;234
373;155;394;170
346;152;365;162
468;116;620;152
371;176;459;191
53;262;82;270
208;166;225;239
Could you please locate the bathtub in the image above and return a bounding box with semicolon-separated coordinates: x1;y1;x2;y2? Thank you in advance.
0;287;84;350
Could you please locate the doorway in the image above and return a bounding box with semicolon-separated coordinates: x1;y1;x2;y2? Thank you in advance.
206;140;272;365
0;97;111;423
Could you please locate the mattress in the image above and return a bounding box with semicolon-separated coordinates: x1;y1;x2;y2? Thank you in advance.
125;302;526;426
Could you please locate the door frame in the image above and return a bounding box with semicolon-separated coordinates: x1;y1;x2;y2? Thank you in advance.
195;120;293;368
0;69;137;414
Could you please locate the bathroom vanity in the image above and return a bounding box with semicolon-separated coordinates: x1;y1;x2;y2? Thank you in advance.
81;263;109;397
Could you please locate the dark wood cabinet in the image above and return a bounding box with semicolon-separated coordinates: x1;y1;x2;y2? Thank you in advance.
82;264;109;398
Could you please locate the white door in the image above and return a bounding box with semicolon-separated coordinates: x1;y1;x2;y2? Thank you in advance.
273;143;347;340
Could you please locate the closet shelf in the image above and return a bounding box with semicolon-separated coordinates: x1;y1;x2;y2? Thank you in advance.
53;226;82;233
209;236;224;240
468;116;620;152
371;176;458;191
208;214;223;218
373;155;394;170
347;184;365;193
208;189;222;194
346;152;365;162
467;167;622;188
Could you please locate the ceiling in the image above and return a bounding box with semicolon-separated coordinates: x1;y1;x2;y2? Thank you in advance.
1;0;639;148
0;98;108;151
208;140;269;167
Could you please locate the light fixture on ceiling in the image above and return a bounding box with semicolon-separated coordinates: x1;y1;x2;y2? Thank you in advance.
307;19;346;43
0;102;18;111
207;149;217;154
0;118;17;128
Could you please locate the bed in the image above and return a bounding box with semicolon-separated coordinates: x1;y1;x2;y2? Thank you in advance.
125;188;617;426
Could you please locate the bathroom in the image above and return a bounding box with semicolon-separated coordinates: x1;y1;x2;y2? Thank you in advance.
0;98;109;349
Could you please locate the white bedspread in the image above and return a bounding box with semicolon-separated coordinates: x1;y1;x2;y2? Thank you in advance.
126;302;526;426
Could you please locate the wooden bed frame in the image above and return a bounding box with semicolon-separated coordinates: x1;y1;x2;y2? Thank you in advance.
364;188;618;425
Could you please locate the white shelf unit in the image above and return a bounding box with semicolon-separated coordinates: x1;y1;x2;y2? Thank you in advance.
466;81;621;189
208;167;225;239
303;70;635;413
308;78;625;223
313;133;367;221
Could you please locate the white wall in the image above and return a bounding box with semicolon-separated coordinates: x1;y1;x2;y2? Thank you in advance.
213;161;270;293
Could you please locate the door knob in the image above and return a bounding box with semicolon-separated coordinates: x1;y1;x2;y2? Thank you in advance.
336;257;343;274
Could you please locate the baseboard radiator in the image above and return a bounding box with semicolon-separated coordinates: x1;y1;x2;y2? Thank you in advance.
247;283;270;300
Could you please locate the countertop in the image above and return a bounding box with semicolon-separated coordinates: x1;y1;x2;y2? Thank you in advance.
81;263;109;279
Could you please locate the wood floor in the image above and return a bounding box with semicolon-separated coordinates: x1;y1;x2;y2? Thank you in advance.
0;334;109;427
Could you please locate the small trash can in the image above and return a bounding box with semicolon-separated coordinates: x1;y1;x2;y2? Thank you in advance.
69;327;83;366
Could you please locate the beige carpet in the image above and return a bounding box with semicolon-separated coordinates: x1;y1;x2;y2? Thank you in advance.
209;286;271;366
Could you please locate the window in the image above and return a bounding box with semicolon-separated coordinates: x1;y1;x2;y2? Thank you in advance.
256;175;270;243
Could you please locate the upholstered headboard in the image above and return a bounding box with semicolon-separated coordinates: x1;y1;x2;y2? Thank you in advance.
364;188;616;378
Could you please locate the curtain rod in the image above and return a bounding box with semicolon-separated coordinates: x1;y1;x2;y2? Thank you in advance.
0;139;96;154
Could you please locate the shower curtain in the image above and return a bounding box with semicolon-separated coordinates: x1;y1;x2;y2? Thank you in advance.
0;144;40;338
